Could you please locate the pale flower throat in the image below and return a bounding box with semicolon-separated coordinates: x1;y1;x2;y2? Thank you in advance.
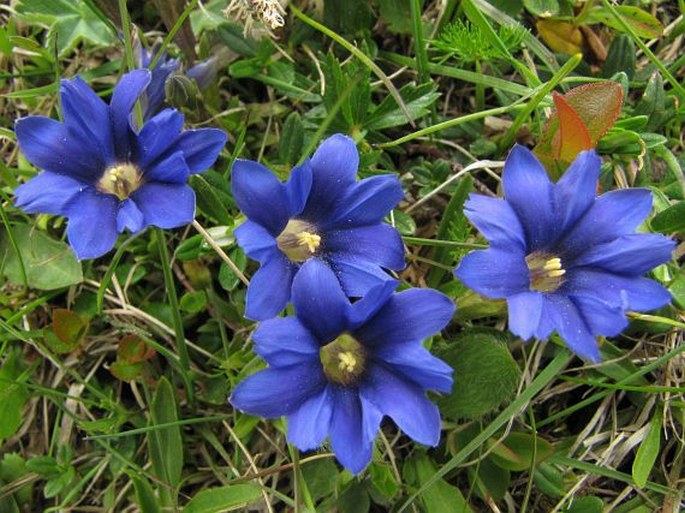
276;219;321;262
320;333;367;386
526;252;566;293
97;163;143;201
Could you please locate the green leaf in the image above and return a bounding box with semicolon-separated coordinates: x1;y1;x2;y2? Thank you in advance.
377;0;417;34
0;224;83;290
16;0;115;55
488;431;555;471
148;378;183;506
523;0;560;17
338;481;370;513
279;112;304;166
51;308;88;347
130;474;162;513
323;0;373;34
651;201;685;233
218;249;247;292
436;329;520;420
469;457;510;501
0;350;30;441
563;495;604;513
632;412;662;488
190;173;234;225
534;462;566;498
183;484;262;513
403;454;474;513
179;290;208;314
587;6;663;39
365;83;439;130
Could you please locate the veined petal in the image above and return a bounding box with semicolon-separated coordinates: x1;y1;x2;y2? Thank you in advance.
253;317;320;366
545;295;600;361
570;294;628;337
284;161;313;217
131;183;195;228
60;77;114;164
356;289;454;348
116;198;145;233
287;386;333;451
563;269;671;312
144;150;190;184
230;361;326;418
507;291;544;341
554;150;601;235
329;387;381;475
65;188;119;260
501;145;556;250
136;109;185;168
231;159;289;236
13;171;83;215
291;259;349;344
560;189;653;257
174;129;226;174
361;364;442;447
110;70;151;159
573;234;674;275
234;220;278;264
245;253;295;321
455;247;529;299
328;256;396;298
15;116;102;181
324;224;406;271
347;279;398;329
464;195;526;250
371;343;453;393
327;174;404;229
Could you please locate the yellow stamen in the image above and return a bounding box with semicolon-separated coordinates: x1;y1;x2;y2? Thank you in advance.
338;352;357;373
97;163;142;201
548;269;566;278
542;257;562;271
296;231;321;253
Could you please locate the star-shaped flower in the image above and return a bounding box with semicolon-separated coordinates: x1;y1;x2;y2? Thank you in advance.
230;258;454;474
455;145;674;361
13;70;227;260
231;134;406;320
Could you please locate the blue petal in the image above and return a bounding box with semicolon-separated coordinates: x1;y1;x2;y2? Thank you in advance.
15;117;102;182
545;295;600;361
110;70;151;159
327;175;403;229
143;150;190;184
186;57;217;90
284;161;313;217
573;234;674;275
291;259;350;344
60;77;114;164
136;109;185;168
455;247;529;299
329;387;382;475
287;386;333;451
570;294;628;337
231;159;290;236
234;220;278;264
65;188;119;260
554;150;601;234
356;288;454;348
560;189;653;258
371;343;453;393
141;52;179;119
324;224;406;271
360;364;442;447
230;361;326;418
507;291;545;340
131;182;195;229
253;317;320;366
245;253;295;321
464;194;526;250
564;269;671;312
174;129;227;174
116;198;145;233
328;256;396;297
13;171;83;215
347;279;398;329
501;145;556;250
300;134;358;222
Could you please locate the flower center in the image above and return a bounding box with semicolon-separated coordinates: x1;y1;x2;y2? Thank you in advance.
526;252;566;293
97;163;142;201
276;219;321;262
319;333;367;386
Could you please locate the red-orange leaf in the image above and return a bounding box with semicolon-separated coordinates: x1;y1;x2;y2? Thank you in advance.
52;309;88;346
563;82;623;146
554;92;591;163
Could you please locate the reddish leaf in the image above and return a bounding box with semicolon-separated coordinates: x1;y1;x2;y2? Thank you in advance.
118;335;156;364
563;82;623;146
52;309;88;346
554;92;591;162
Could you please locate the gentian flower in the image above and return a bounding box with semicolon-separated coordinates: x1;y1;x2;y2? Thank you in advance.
13;70;227;260
455;145;674;361
230;258;454;474
231;134;406;320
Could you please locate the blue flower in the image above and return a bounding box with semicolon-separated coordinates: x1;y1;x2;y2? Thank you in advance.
455;145;674;361
13;70;227;260
231;134;406;320
230;258;454;474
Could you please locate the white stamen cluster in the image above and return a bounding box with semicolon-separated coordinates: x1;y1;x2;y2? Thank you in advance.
224;0;286;36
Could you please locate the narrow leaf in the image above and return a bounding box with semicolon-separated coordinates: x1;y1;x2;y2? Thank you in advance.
184;484;262;513
632;412;662;488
